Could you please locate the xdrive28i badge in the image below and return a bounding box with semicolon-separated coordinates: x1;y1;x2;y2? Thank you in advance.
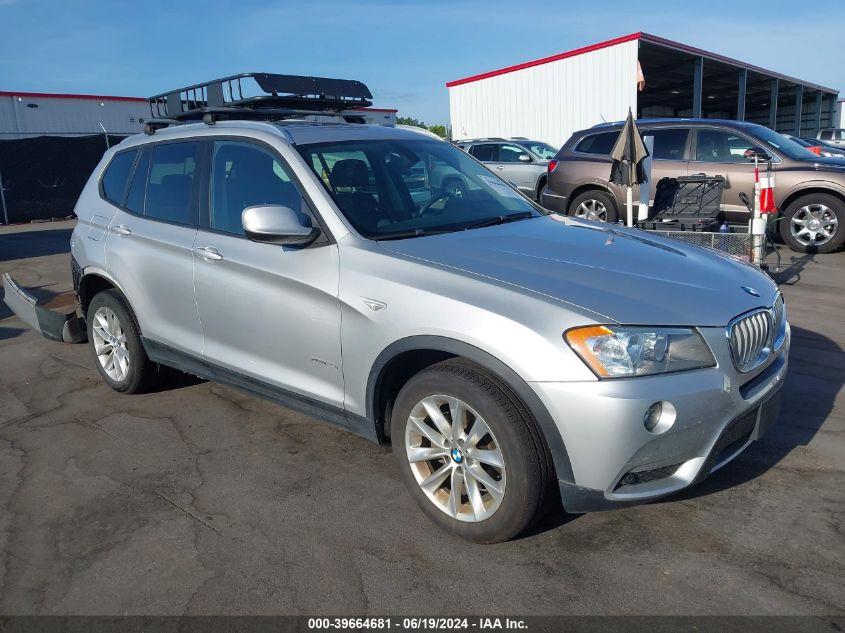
741;286;760;297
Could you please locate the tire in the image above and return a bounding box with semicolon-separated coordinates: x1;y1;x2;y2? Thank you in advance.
536;177;547;202
442;178;466;198
86;289;154;394
568;189;619;223
779;193;845;254
391;360;547;543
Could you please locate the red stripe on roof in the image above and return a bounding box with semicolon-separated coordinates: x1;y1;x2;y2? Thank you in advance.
445;32;642;87
0;91;146;102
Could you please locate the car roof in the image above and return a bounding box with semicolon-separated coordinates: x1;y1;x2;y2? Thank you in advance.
113;118;442;149
578;117;767;137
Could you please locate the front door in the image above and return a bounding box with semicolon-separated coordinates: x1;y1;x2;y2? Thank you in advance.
490;143;537;195
689;128;760;223
192;139;344;407
105;141;203;353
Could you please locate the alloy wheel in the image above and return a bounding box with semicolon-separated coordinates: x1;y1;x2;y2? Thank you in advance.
91;306;130;382
790;204;838;247
405;395;506;522
574;199;608;221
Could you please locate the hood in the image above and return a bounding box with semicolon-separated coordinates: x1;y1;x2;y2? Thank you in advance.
377;216;778;326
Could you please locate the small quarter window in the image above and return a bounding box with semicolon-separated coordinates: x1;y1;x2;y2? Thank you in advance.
101;149;138;206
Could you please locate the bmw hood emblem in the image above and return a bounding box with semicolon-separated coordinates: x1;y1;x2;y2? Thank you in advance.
741;286;760;297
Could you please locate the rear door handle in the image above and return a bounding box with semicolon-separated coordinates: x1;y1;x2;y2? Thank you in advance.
194;246;223;261
495;165;505;170
112;224;132;236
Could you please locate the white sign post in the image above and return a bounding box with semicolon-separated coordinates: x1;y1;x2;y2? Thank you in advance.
638;136;654;223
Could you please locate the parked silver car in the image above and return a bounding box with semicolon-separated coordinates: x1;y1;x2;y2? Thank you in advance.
65;77;788;543
455;138;556;201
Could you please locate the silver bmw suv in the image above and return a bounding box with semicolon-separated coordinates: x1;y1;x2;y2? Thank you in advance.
69;74;789;543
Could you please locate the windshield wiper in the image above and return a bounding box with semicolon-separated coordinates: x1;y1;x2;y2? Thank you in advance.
374;228;433;241
465;212;534;231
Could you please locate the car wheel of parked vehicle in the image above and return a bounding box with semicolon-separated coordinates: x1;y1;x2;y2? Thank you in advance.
87;289;154;394
568;190;618;223
391;360;546;543
780;194;845;253
536;177;547;202
780;193;845;253
442;178;466;198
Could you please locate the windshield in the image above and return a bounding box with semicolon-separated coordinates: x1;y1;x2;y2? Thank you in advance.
753;126;818;160
524;142;557;159
296;138;544;239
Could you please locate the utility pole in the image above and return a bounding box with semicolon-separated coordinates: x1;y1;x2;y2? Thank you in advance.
0;166;9;225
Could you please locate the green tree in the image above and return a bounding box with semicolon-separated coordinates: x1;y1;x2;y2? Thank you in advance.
427;124;447;139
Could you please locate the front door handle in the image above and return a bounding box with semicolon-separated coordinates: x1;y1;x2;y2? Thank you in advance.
112;224;132;236
194;246;223;262
495;165;505;170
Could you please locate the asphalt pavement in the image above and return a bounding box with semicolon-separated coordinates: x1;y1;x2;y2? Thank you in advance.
0;220;842;615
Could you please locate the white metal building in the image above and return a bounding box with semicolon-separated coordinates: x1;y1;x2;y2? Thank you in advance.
447;32;840;147
0;91;150;139
0;91;398;140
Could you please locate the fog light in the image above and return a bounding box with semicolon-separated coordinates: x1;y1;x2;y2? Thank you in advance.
643;401;676;434
644;403;662;431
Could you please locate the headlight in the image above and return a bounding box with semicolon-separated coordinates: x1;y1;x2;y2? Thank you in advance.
565;326;715;378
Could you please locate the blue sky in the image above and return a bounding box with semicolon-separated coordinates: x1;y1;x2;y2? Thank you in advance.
1;0;842;124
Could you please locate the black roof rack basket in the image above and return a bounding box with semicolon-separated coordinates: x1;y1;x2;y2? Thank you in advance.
147;73;373;123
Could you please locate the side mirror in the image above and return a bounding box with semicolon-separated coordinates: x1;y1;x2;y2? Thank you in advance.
242;205;321;246
743;147;772;162
518;154;532;162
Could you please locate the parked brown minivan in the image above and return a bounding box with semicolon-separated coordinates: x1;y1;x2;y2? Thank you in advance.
542;118;845;253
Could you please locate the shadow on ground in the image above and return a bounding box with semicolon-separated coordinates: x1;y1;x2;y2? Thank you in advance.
0;228;73;262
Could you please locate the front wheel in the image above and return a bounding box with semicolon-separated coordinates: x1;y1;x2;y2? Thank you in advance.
779;194;845;253
568;190;619;223
391;361;547;543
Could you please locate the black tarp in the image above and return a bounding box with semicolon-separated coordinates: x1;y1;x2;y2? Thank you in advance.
0;134;126;223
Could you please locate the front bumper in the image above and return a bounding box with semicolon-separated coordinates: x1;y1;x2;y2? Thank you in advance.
531;324;789;513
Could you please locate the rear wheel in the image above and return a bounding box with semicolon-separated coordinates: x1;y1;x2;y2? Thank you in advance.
86;290;153;393
779;194;845;253
568;190;619;223
391;361;546;543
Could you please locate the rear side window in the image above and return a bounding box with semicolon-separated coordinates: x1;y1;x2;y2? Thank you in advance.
101;149;138;206
574;132;617;155
820;130;833;140
649;128;689;160
144;142;199;225
469;144;498;161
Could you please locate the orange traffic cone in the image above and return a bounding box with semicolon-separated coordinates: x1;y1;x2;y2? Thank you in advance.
760;166;776;214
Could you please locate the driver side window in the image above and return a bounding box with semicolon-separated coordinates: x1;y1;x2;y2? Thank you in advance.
498;144;529;163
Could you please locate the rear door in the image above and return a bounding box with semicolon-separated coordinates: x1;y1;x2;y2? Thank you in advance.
643;127;691;204
192;139;344;407
104;140;203;353
689;127;759;223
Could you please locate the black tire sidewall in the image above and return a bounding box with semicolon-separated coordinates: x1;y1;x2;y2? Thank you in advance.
568;190;619;223
779;194;845;254
390;362;543;543
86;290;150;393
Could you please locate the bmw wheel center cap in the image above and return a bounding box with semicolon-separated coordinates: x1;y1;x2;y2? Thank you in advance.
450;447;464;464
